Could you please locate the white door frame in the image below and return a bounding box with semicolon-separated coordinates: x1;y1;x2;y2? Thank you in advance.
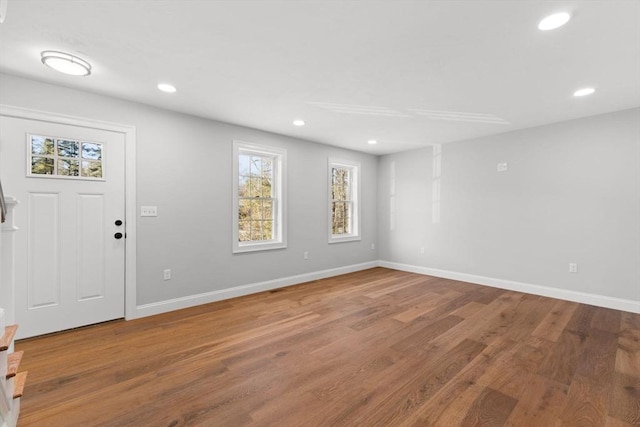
0;104;137;321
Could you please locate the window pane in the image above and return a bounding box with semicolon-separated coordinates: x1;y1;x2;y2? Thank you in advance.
57;139;79;158
82;142;102;160
250;200;263;220
333;184;348;201
250;156;262;176
251;220;264;240
263;200;273;220
332;202;345;234
344;203;351;234
333;168;347;185
238;176;249;197
331;201;352;235
239;221;251;241
262;220;273;240
81;160;103;178
239;154;251;176
31;157;55;175
31;136;55;155
332;168;350;202
262;157;273;177
261;178;272;198
58;159;80;176
248;177;261;198
238;199;251;221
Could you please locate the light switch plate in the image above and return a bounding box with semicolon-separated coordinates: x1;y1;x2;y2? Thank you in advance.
141;206;158;217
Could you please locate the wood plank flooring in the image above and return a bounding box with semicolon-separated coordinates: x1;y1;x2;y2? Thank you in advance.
15;267;640;426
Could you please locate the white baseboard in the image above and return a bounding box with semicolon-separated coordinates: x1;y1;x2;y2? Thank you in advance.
378;260;640;314
133;259;639;319
133;261;378;318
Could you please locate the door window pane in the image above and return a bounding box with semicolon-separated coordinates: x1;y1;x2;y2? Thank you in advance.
31;157;55;175
81;161;103;178
31;136;55;155
58;159;80;176
82;142;102;160
57;140;79;158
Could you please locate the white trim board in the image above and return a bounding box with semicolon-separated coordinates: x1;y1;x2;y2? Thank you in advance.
379;260;640;314
134;261;378;318
0;105;138;320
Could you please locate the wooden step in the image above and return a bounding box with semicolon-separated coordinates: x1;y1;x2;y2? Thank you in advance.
7;351;24;379
0;325;18;352
13;371;27;399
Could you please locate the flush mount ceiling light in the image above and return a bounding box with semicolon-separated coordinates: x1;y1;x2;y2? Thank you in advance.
293;119;306;126
41;51;92;76
573;87;596;97
538;12;571;31
367;139;378;145
157;83;177;93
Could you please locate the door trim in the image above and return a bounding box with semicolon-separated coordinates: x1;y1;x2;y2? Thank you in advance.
0;104;137;320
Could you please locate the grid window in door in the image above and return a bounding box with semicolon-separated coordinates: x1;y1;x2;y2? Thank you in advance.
28;134;104;180
329;158;360;243
233;141;286;253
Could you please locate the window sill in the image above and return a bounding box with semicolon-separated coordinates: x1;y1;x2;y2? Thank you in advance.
233;241;287;253
328;235;361;244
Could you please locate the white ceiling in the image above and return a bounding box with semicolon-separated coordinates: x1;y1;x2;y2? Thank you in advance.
0;0;638;155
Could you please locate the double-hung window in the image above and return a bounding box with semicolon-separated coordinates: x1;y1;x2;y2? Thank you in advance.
233;141;287;253
328;158;361;243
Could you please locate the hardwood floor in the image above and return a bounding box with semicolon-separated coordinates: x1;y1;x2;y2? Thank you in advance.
15;267;640;426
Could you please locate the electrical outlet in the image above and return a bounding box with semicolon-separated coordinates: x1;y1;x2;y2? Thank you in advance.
420;247;425;254
163;269;171;280
569;263;578;273
371;243;375;250
497;162;508;172
141;206;158;217
303;251;309;260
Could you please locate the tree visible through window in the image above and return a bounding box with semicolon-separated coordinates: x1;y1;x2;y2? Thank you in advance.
233;141;287;253
329;158;360;243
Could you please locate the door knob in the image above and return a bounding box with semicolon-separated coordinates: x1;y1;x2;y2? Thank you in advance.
115;220;123;226
114;232;123;239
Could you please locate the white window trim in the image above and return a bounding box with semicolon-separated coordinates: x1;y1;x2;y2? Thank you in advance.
328;157;361;244
232;140;287;253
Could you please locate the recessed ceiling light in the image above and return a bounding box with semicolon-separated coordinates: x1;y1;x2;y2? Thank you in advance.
538;12;571;31
573;87;595;97
41;51;91;76
367;139;378;145
157;83;177;93
293;119;305;126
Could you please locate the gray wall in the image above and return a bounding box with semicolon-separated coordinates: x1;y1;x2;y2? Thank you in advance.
378;108;640;301
0;73;378;306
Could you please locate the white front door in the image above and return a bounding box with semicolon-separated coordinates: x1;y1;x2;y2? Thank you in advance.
0;115;126;339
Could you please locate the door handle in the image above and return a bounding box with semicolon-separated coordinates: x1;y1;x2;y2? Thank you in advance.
114;232;123;239
115;220;123;226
